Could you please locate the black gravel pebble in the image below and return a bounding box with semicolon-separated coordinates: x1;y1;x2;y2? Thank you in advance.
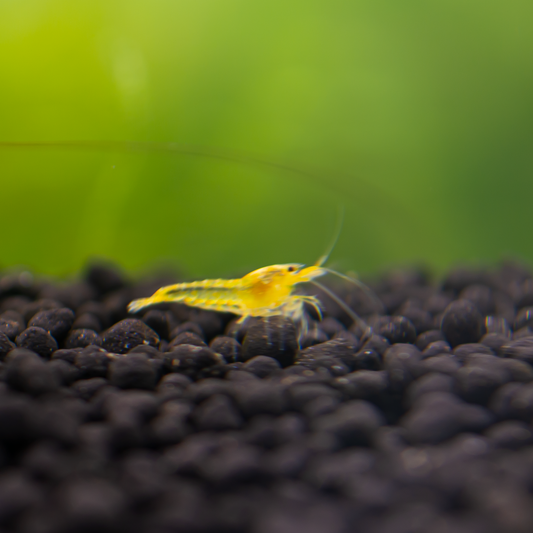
168;331;207;349
15;326;58;358
242;316;298;367
193;394;243;430
422;339;451;358
480;332;509;354
210;335;242;362
352;348;382;370
374;315;417;344
361;334;390;355
501;337;533;365
28;307;75;340
415;329;444;350
170;320;205;339
108;353;157;390
243;355;282;378
64;328;102;349
312;399;385;447
102;318;159;354
383;343;423;392
441;299;485;347
141;309;170;339
485;420;533;449
1;260;533;532
0;332;16;361
0;317;22;340
396;306;433;334
5;349;60;395
74;345;111;378
164;344;222;377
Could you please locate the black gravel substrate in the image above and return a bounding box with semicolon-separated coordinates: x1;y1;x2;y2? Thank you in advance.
2;261;533;533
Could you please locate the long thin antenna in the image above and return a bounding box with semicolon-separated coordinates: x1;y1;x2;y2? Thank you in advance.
310;280;370;334
0;140;414;228
315;205;345;267
0;141;357;203
321;267;385;314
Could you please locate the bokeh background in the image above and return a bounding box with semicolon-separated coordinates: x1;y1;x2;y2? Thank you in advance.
0;0;532;280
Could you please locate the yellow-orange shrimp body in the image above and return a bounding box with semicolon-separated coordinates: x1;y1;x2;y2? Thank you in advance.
127;264;327;325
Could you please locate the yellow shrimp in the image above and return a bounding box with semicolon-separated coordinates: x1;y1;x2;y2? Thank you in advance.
128;263;326;325
128;211;380;332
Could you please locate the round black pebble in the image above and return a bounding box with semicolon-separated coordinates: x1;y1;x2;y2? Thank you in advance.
74;346;111;378
102;319;159;354
28;308;75;341
15;327;58;358
480;332;509;354
0;332;16;361
64;329;102;349
170;321;205;340
501;337;533;365
164;344;221;378
0;317;22;341
5;349;60;395
210;336;242;363
415;329;445;351
361;334;390;356
383;343;423;392
312;400;385;447
142;309;170;340
168;332;207;349
400;392;493;444
375;316;417;345
51;348;80;365
334;370;388;402
485;420;533;450
397;307;433;334
422;340;451;359
193;394;243;430
352;348;382;370
108;353;157;390
242;316;298;367
242;355;282;378
441;299;484;347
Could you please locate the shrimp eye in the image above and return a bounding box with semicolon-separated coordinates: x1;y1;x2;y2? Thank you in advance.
287;266;296;272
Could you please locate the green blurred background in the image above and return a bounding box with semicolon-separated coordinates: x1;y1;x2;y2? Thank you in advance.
0;0;532;279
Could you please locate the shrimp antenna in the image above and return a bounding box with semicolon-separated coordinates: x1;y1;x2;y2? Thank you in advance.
310;280;371;334
321;267;385;315
315;205;345;267
0;141;359;203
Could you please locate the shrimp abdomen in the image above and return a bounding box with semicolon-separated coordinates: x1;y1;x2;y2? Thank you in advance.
128;278;247;314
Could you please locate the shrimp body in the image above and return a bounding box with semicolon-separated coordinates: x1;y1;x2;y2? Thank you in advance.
128;263;327;323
